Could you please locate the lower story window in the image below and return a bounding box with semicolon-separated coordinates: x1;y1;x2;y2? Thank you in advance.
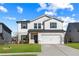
21;35;27;40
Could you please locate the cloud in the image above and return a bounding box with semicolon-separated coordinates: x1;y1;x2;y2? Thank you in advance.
17;6;23;14
0;6;8;12
37;3;47;12
4;16;16;20
45;11;56;16
58;16;79;30
37;2;74;16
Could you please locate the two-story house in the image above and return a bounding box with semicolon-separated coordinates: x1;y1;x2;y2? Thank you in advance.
16;15;65;44
0;23;12;44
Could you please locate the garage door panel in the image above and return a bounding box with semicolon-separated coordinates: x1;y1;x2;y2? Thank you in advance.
38;33;61;44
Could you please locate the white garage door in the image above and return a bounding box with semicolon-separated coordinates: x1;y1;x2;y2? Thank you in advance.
38;33;61;44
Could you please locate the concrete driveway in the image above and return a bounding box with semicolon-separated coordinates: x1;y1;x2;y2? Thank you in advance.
38;44;79;56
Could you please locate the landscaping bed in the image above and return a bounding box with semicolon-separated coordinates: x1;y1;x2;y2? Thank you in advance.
0;44;41;53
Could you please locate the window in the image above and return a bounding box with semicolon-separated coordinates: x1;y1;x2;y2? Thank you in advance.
50;22;57;28
21;35;27;40
34;23;37;29
21;23;27;29
38;23;41;29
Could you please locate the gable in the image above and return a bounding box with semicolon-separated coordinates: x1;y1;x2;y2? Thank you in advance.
30;15;51;23
30;15;63;23
44;18;62;24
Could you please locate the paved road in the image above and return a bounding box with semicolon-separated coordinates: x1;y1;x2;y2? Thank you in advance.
38;44;79;56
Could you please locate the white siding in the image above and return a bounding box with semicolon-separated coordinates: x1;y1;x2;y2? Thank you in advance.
17;23;28;34
17;23;28;43
17;32;27;43
17;15;64;44
44;19;63;30
28;17;49;29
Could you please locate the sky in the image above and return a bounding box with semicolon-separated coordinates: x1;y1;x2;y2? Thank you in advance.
0;3;79;36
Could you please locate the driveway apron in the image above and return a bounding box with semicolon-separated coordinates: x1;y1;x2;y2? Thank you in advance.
38;44;79;56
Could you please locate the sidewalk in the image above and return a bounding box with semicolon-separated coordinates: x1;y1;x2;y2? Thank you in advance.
0;52;40;56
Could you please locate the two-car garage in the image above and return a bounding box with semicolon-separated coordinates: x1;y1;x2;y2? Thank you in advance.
38;32;64;44
29;30;65;44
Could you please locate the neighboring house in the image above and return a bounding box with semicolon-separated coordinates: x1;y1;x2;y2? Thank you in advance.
0;23;12;44
16;15;65;44
64;22;79;43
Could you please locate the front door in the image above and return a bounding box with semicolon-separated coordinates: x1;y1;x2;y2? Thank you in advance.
34;35;38;43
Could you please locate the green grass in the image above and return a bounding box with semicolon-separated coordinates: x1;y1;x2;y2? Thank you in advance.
66;43;79;49
1;54;37;56
0;44;41;53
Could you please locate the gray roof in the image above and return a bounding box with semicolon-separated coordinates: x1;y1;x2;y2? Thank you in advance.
67;22;79;30
16;14;64;23
28;29;65;33
16;20;30;23
0;23;12;33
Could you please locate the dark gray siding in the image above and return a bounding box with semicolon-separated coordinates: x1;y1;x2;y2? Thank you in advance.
0;25;2;33
65;23;79;43
0;23;11;44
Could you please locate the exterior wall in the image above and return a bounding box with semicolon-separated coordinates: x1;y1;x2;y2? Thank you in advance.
0;25;2;33
70;29;79;42
65;24;79;43
17;23;28;34
17;32;27;43
0;24;11;44
17;23;28;43
29;33;35;44
38;32;64;44
44;19;63;30
2;28;11;44
0;24;3;43
28;17;49;29
17;16;50;42
17;16;64;44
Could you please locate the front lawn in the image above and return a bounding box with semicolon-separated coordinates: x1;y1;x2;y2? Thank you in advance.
66;43;79;49
0;44;41;53
2;54;37;56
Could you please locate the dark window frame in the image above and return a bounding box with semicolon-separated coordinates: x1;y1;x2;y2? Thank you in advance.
21;23;27;29
38;23;41;29
21;35;27;40
34;23;37;29
50;22;57;28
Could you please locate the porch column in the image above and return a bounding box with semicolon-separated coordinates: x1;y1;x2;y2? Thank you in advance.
29;32;35;44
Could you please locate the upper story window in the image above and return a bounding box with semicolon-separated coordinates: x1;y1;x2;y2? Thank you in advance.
21;23;27;29
34;23;37;29
50;22;57;28
38;23;41;29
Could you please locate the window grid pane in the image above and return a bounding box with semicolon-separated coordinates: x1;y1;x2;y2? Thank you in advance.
50;22;57;28
21;23;27;29
38;23;41;29
34;23;37;29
